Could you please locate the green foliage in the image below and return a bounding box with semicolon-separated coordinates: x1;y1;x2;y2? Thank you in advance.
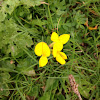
45;78;58;92
39;92;50;100
0;0;100;99
0;72;10;97
16;57;36;76
27;86;38;97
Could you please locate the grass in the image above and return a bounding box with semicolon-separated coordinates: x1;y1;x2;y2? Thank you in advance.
0;0;100;100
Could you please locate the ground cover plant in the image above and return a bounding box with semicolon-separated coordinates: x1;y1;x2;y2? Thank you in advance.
0;0;100;100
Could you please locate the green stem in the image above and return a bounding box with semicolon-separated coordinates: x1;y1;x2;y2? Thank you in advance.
48;4;54;29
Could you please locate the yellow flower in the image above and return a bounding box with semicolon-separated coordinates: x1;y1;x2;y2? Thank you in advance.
53;44;67;65
39;56;48;67
34;42;50;67
56;51;67;64
52;42;63;57
51;32;70;44
51;32;70;65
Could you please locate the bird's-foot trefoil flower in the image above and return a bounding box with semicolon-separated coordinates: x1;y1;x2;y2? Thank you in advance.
53;42;67;64
34;42;50;67
34;32;70;67
51;32;70;45
51;32;70;65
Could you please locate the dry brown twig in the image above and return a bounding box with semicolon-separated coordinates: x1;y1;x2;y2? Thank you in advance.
0;1;3;6
68;74;82;100
40;1;49;5
57;17;61;31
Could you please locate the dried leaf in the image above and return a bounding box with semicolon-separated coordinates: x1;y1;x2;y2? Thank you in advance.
69;74;82;100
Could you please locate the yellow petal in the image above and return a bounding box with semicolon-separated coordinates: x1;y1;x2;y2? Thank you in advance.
34;42;50;57
59;52;67;59
34;42;43;56
59;34;70;44
42;42;50;57
52;46;57;57
39;56;48;67
56;53;66;65
51;32;59;42
53;41;63;52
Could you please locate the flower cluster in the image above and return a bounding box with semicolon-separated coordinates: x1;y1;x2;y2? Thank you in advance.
34;32;70;67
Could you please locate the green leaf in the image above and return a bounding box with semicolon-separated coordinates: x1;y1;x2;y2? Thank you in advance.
0;10;7;21
56;9;65;15
0;18;33;57
1;61;15;70
0;83;10;97
77;79;93;99
57;94;65;100
27;86;38;97
0;72;10;97
73;10;86;29
39;92;50;100
21;0;43;7
1;0;44;15
45;78;58;92
32;19;46;27
0;73;10;81
14;33;33;48
23;70;35;76
8;44;21;57
16;57;35;76
2;0;20;15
